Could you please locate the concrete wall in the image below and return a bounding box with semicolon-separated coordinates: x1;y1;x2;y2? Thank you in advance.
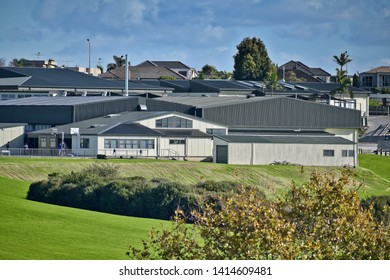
0;125;25;149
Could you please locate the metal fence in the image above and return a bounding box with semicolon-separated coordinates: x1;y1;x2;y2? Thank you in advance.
0;148;152;159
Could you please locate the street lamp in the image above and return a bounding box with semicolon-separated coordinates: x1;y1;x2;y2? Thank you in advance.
87;39;91;74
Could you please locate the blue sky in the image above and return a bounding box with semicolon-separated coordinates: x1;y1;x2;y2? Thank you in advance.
0;0;389;76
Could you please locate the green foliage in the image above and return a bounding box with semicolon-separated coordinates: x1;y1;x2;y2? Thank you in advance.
362;196;390;226
129;171;390;260
332;51;352;72
233;37;272;81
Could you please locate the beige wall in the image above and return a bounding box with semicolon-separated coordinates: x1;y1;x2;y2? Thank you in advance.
214;138;356;166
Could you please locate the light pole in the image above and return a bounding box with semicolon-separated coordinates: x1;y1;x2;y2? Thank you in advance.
87;39;91;74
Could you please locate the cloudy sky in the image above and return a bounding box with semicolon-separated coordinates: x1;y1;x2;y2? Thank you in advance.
0;0;389;76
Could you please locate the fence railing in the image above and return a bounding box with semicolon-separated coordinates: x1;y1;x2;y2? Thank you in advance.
0;148;152;158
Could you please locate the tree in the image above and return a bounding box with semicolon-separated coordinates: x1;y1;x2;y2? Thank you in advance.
198;65;232;80
106;55;128;71
129;170;390;260
266;63;279;96
233;37;272;81
0;58;6;67
285;71;306;82
332;51;353;98
10;58;27;67
352;73;360;87
332;51;352;72
332;68;353;98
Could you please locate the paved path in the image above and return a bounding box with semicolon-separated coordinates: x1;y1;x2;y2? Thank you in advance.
359;115;390;153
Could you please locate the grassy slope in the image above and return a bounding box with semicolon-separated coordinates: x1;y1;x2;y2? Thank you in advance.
0;155;389;197
0;154;389;260
0;176;169;260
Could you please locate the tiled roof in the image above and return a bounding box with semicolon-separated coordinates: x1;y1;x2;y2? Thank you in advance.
361;66;390;74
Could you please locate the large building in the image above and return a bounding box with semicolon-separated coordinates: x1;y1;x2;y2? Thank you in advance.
27;111;228;161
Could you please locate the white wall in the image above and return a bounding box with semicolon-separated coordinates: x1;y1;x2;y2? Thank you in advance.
0;125;25;148
214;139;356;166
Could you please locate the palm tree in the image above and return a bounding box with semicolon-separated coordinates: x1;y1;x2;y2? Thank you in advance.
331;68;353;98
332;51;352;72
106;55;127;71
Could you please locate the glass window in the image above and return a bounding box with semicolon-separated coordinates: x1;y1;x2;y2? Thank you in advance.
169;139;186;145
40;137;47;148
80;138;90;149
323;150;334;157
155;116;193;128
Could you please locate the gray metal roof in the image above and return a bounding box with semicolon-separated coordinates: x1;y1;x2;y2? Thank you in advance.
0;96;133;106
155;129;211;138
216;135;355;145
155;96;276;108
0;67;172;92
102;123;163;136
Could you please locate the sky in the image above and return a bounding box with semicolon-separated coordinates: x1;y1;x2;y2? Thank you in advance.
0;0;389;76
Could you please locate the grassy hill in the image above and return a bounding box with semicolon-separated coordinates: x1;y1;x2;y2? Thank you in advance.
0;176;169;259
0;155;389;197
0;154;389;259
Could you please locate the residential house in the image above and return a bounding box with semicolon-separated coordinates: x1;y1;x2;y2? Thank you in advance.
360;66;390;89
100;60;198;80
278;61;331;83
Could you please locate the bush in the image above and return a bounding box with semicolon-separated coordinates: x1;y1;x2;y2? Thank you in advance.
129;171;390;260
362;196;390;226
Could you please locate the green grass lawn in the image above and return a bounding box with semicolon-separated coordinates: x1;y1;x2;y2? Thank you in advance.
0;154;389;260
0;176;169;260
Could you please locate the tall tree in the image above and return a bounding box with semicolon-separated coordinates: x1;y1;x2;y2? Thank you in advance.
266;63;279;96
106;55;127;71
233;37;272;81
332;51;353;98
332;51;352;72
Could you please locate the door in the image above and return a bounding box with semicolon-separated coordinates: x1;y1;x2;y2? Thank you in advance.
216;145;228;164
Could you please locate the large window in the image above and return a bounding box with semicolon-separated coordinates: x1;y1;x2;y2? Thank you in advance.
156;116;193;128
80;138;90;149
323;149;334;157
105;139;154;149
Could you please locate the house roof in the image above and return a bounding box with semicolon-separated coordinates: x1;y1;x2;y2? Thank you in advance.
0;123;26;129
0;67;123;90
99;66;187;80
361;66;390;74
216;135;355;145
135;60;192;69
279;60;331;77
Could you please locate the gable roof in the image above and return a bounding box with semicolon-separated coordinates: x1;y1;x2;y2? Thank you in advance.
361;66;390;74
135;60;192;69
99;65;187;80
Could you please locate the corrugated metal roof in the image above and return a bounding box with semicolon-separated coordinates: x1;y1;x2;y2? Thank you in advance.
155;96;276;108
216;135;355;145
0;96;132;106
155;129;211;138
102;123;163;136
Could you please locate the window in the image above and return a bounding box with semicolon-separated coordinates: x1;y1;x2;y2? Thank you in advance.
323;149;334;157
342;150;355;157
80;138;90;149
156;116;193;128
105;139;154;149
169;139;186;145
206;128;226;136
40;137;47;148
